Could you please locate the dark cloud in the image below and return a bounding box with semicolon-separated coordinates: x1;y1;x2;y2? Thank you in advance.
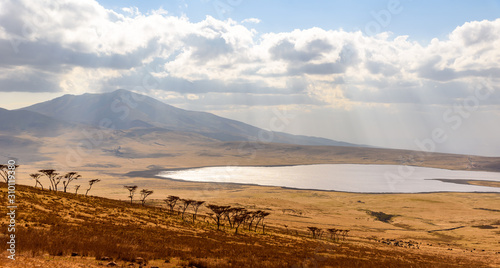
288;62;346;75
337;43;359;66
0;36;160;92
365;60;399;76
183;34;233;62
417;56;500;81
105;68;298;95
0;70;62;92
460;68;500;78
269;39;333;62
0;38;157;70
0;0;28;37
286;43;358;75
417;56;458;81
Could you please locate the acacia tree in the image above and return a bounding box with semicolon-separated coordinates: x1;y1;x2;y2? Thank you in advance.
124;185;138;204
224;208;236;228
327;228;337;241
179;199;194;220
62;172;81;193
246;211;259;231
164;195;180;213
140;189;154;206
254;211;271;233
39;169;59;191
231;208;248;234
0;164;18;183
225;207;246;228
191;200;205;222
85;179;101;196
206;204;231;230
74;185;81;195
341;230;350;241
53;175;64;191
307;226;322;239
255;211;271;233
30;173;43;190
0;165;7;183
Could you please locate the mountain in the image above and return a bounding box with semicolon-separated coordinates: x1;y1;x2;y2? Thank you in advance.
20;89;361;147
0;108;75;163
0;107;74;135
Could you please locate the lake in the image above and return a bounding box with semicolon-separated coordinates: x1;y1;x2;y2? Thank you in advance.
157;164;500;193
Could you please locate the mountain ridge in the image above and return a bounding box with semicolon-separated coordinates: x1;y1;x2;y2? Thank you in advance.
0;107;74;135
19;89;362;147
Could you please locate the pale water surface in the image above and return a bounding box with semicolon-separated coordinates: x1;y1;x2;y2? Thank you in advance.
158;164;500;193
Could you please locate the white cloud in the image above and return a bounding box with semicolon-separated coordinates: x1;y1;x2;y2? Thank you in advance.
1;0;498;103
122;7;141;16
1;0;499;155
242;18;260;24
1;0;498;108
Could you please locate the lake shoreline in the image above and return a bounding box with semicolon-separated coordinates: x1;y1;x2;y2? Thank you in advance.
125;164;500;194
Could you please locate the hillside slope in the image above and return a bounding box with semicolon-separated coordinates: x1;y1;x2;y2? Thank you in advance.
20;89;360;146
0;183;493;268
0;108;74;136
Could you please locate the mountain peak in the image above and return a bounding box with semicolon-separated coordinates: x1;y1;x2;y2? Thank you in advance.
20;90;361;147
110;88;132;95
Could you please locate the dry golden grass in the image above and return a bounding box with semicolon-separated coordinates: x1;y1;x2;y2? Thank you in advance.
3;131;500;267
0;183;498;268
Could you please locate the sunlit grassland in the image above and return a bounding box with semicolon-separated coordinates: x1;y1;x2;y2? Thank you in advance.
1;183;498;267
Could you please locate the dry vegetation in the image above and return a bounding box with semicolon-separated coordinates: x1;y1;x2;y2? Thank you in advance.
1;183;498;268
2;137;500;267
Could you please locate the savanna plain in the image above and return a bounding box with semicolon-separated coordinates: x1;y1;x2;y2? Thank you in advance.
1;138;500;267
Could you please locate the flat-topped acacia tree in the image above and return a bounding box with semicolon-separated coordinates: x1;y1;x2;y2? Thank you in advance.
30;173;43;190
0;164;19;183
85;179;101;196
140;189;154;206
231;208;248;234
62;172;81;193
254;211;271;233
179;199;195;220
164;195;180;213
225;207;245;228
307;226;322;239
124;185;138;204
206;204;231;231
54;175;64;191
191;200;205;222
246;210;260;231
39;169;60;191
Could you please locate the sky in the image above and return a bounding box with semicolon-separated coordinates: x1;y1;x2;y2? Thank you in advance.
0;0;499;156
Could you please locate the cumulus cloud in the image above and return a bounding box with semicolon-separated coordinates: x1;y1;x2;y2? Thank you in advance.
269;39;333;62
183;34;234;62
241;18;260;24
1;0;499;155
0;68;62;92
0;0;499;110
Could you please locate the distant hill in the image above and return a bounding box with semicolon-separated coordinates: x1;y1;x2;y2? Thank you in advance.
20;89;361;147
0;107;73;136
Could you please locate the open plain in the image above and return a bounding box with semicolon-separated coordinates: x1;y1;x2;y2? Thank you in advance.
2;139;500;267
